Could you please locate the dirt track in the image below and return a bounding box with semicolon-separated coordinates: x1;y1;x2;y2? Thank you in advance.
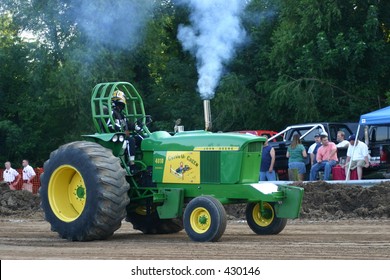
1;182;390;259
0;218;389;259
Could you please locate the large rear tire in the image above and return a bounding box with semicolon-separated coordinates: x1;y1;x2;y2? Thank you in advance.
245;202;287;235
183;196;226;242
40;141;129;241
127;207;183;234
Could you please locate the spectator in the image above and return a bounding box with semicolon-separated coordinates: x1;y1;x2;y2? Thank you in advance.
3;161;20;190
286;134;307;181
259;135;276;181
307;134;322;166
22;159;36;192
309;135;338;181
336;131;349;148
344;134;369;180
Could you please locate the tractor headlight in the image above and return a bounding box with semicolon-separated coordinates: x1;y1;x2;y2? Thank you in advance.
119;135;125;142
112;135;119;142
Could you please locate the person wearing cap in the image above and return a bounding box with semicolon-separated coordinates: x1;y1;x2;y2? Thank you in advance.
307;134;322;166
3;161;20;190
336;131;349;148
309;135;338;181
344;134;369;180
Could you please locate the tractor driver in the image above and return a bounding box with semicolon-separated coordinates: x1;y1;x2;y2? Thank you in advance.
108;90;138;173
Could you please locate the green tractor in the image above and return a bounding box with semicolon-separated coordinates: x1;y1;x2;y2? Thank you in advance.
40;82;304;242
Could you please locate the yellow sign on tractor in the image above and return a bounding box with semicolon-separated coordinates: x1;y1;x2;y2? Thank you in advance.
163;151;200;184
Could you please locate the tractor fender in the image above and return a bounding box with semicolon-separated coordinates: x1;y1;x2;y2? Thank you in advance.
249;183;304;219
82;132;126;157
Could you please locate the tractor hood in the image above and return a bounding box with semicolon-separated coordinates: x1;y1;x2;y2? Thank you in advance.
142;130;265;152
144;130;266;184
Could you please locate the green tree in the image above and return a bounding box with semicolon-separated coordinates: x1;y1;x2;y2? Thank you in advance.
0;13;31;164
266;0;390;127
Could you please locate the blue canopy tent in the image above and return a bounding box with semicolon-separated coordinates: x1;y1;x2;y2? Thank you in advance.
346;106;390;180
360;106;390;126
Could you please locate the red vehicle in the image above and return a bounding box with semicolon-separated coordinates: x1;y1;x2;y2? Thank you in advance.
234;130;281;142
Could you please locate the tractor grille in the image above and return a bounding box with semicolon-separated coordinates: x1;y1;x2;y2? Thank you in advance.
248;142;262;153
200;151;220;183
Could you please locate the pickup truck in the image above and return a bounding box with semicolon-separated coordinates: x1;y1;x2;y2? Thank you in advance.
363;125;390;177
268;123;358;179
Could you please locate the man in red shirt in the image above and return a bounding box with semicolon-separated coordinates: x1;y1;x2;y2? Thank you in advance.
309;134;338;180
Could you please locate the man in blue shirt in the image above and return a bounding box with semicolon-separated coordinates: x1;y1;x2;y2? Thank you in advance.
259;135;276;181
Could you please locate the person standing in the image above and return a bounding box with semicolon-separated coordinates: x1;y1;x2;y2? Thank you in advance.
22;159;36;192
259;135;276;181
3;161;21;190
309;135;338;181
286;134;307;181
344;134;369;180
307;134;322;166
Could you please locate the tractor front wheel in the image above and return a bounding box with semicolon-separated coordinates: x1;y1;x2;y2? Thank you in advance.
40;141;129;241
183;196;226;242
245;202;287;235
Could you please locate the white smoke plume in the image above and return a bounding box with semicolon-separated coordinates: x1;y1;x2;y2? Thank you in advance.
177;0;248;100
77;0;155;49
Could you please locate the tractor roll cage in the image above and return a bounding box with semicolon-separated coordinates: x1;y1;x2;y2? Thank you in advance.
91;82;151;136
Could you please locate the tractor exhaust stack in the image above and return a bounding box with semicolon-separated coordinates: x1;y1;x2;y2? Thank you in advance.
203;99;212;131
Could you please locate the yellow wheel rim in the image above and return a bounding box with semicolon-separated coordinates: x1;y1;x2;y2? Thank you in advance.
252;202;274;227
190;207;211;234
48;165;87;222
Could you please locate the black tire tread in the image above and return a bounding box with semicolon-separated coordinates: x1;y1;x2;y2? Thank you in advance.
40;141;129;241
127;211;184;234
183;196;227;242
245;202;287;235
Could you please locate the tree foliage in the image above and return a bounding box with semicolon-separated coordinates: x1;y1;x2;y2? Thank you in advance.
0;0;389;166
267;0;390;127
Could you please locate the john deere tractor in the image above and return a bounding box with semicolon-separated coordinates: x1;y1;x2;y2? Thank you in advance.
40;82;304;242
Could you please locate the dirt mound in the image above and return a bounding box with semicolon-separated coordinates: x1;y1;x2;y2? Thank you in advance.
226;182;390;220
298;182;390;219
0;182;41;217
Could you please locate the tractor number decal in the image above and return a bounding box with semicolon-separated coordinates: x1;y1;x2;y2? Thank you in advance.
162;151;200;184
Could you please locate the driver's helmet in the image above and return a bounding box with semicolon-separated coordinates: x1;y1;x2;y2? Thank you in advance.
112;90;126;105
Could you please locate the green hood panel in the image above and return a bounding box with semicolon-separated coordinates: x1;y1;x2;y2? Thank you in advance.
142;131;265;151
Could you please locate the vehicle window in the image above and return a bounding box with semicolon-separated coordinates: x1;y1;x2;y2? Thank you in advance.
329;127;338;141
301;130;320;142
263;133;283;142
290;129;305;138
285;130;299;140
286;128;323;141
334;125;353;139
372;126;388;142
342;129;352;138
